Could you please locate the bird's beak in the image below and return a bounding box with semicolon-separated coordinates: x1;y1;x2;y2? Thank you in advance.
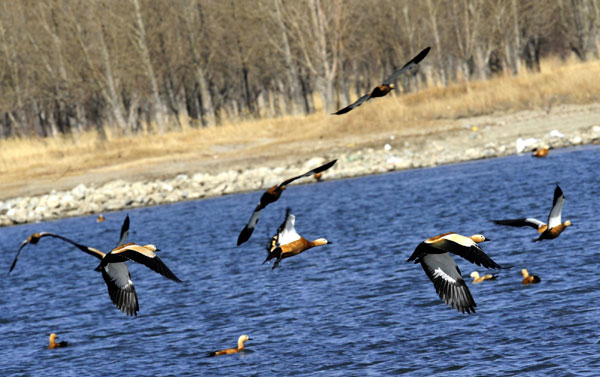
248;337;253;340
328;241;333;245
483;238;491;242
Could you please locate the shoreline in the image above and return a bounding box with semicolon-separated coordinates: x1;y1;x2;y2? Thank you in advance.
2;116;599;227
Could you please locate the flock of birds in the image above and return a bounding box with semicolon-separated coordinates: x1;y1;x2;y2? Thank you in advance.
6;46;572;356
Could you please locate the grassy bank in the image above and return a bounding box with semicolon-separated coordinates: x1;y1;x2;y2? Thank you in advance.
1;57;599;193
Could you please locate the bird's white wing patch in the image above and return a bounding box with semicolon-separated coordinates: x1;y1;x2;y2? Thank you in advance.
104;262;133;289
432;267;457;284
278;214;300;245
547;198;564;229
524;217;546;229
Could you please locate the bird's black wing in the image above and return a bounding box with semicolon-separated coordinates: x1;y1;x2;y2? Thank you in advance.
434;239;501;270
420;253;476;314
238;204;263;246
333;93;371;115
278;159;337;187
493;218;545;230
111;245;182;283
101;262;139;316
117;215;130;247
382;46;431;85
547;185;565;228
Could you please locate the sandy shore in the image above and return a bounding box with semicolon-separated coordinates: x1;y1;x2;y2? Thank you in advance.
1;104;599;227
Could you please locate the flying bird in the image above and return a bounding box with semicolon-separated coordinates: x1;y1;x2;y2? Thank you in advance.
333;46;431;115
8;215;181;316
263;208;331;269
237;159;337;246
207;335;252;357
493;185;572;242
407;233;501;314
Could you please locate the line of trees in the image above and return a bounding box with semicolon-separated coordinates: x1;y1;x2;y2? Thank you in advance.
1;0;598;139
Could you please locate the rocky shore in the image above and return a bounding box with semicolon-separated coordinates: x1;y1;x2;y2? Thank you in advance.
2;121;599;227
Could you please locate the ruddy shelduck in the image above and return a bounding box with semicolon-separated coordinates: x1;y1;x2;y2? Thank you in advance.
493;185;572;242
8;216;181;316
470;271;497;284
263;208;331;269
333;47;430;114
237;159;337;246
207;335;252;357
532;147;549;157
521;269;541;285
48;333;68;349
407;233;501;314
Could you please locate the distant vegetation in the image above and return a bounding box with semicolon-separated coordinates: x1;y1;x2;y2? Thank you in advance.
0;0;599;139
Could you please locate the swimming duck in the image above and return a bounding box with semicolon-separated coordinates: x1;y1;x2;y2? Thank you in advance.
493;185;572;242
8;216;181;316
263;208;331;269
407;233;501;313
470;271;497;284
313;172;323;182
532;147;549;157
48;333;68;349
97;214;105;222
521;269;541;285
333;47;430;114
207;335;252;357
237;159;337;246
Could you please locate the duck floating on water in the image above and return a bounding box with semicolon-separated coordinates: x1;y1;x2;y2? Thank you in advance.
237;159;337;246
521;269;541;285
48;333;68;349
493;185;572;242
333;47;430;115
407;233;501;314
8;216;181;316
207;335;252;357
532;147;549;157
470;271;497;284
264;208;331;269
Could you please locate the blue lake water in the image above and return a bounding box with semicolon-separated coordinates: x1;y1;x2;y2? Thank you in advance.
1;145;599;376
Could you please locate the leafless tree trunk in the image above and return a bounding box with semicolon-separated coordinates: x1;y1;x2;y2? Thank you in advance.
181;0;216;126
131;0;167;132
426;0;447;86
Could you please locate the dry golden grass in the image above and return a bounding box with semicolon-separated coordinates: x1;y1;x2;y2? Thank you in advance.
1;56;599;196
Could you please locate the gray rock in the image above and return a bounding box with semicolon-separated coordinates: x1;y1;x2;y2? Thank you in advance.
72;183;87;200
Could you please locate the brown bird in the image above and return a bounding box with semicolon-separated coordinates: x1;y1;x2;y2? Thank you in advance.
263;208;331;269
313;172;323;182
521;269;541;285
48;333;68;349
333;47;430;115
207;335;252;357
237;159;337;246
470;271;497;284
407;233;501;314
8;214;128;275
493;185;572;242
97;214;105;222
532;147;549;157
8;216;181;316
